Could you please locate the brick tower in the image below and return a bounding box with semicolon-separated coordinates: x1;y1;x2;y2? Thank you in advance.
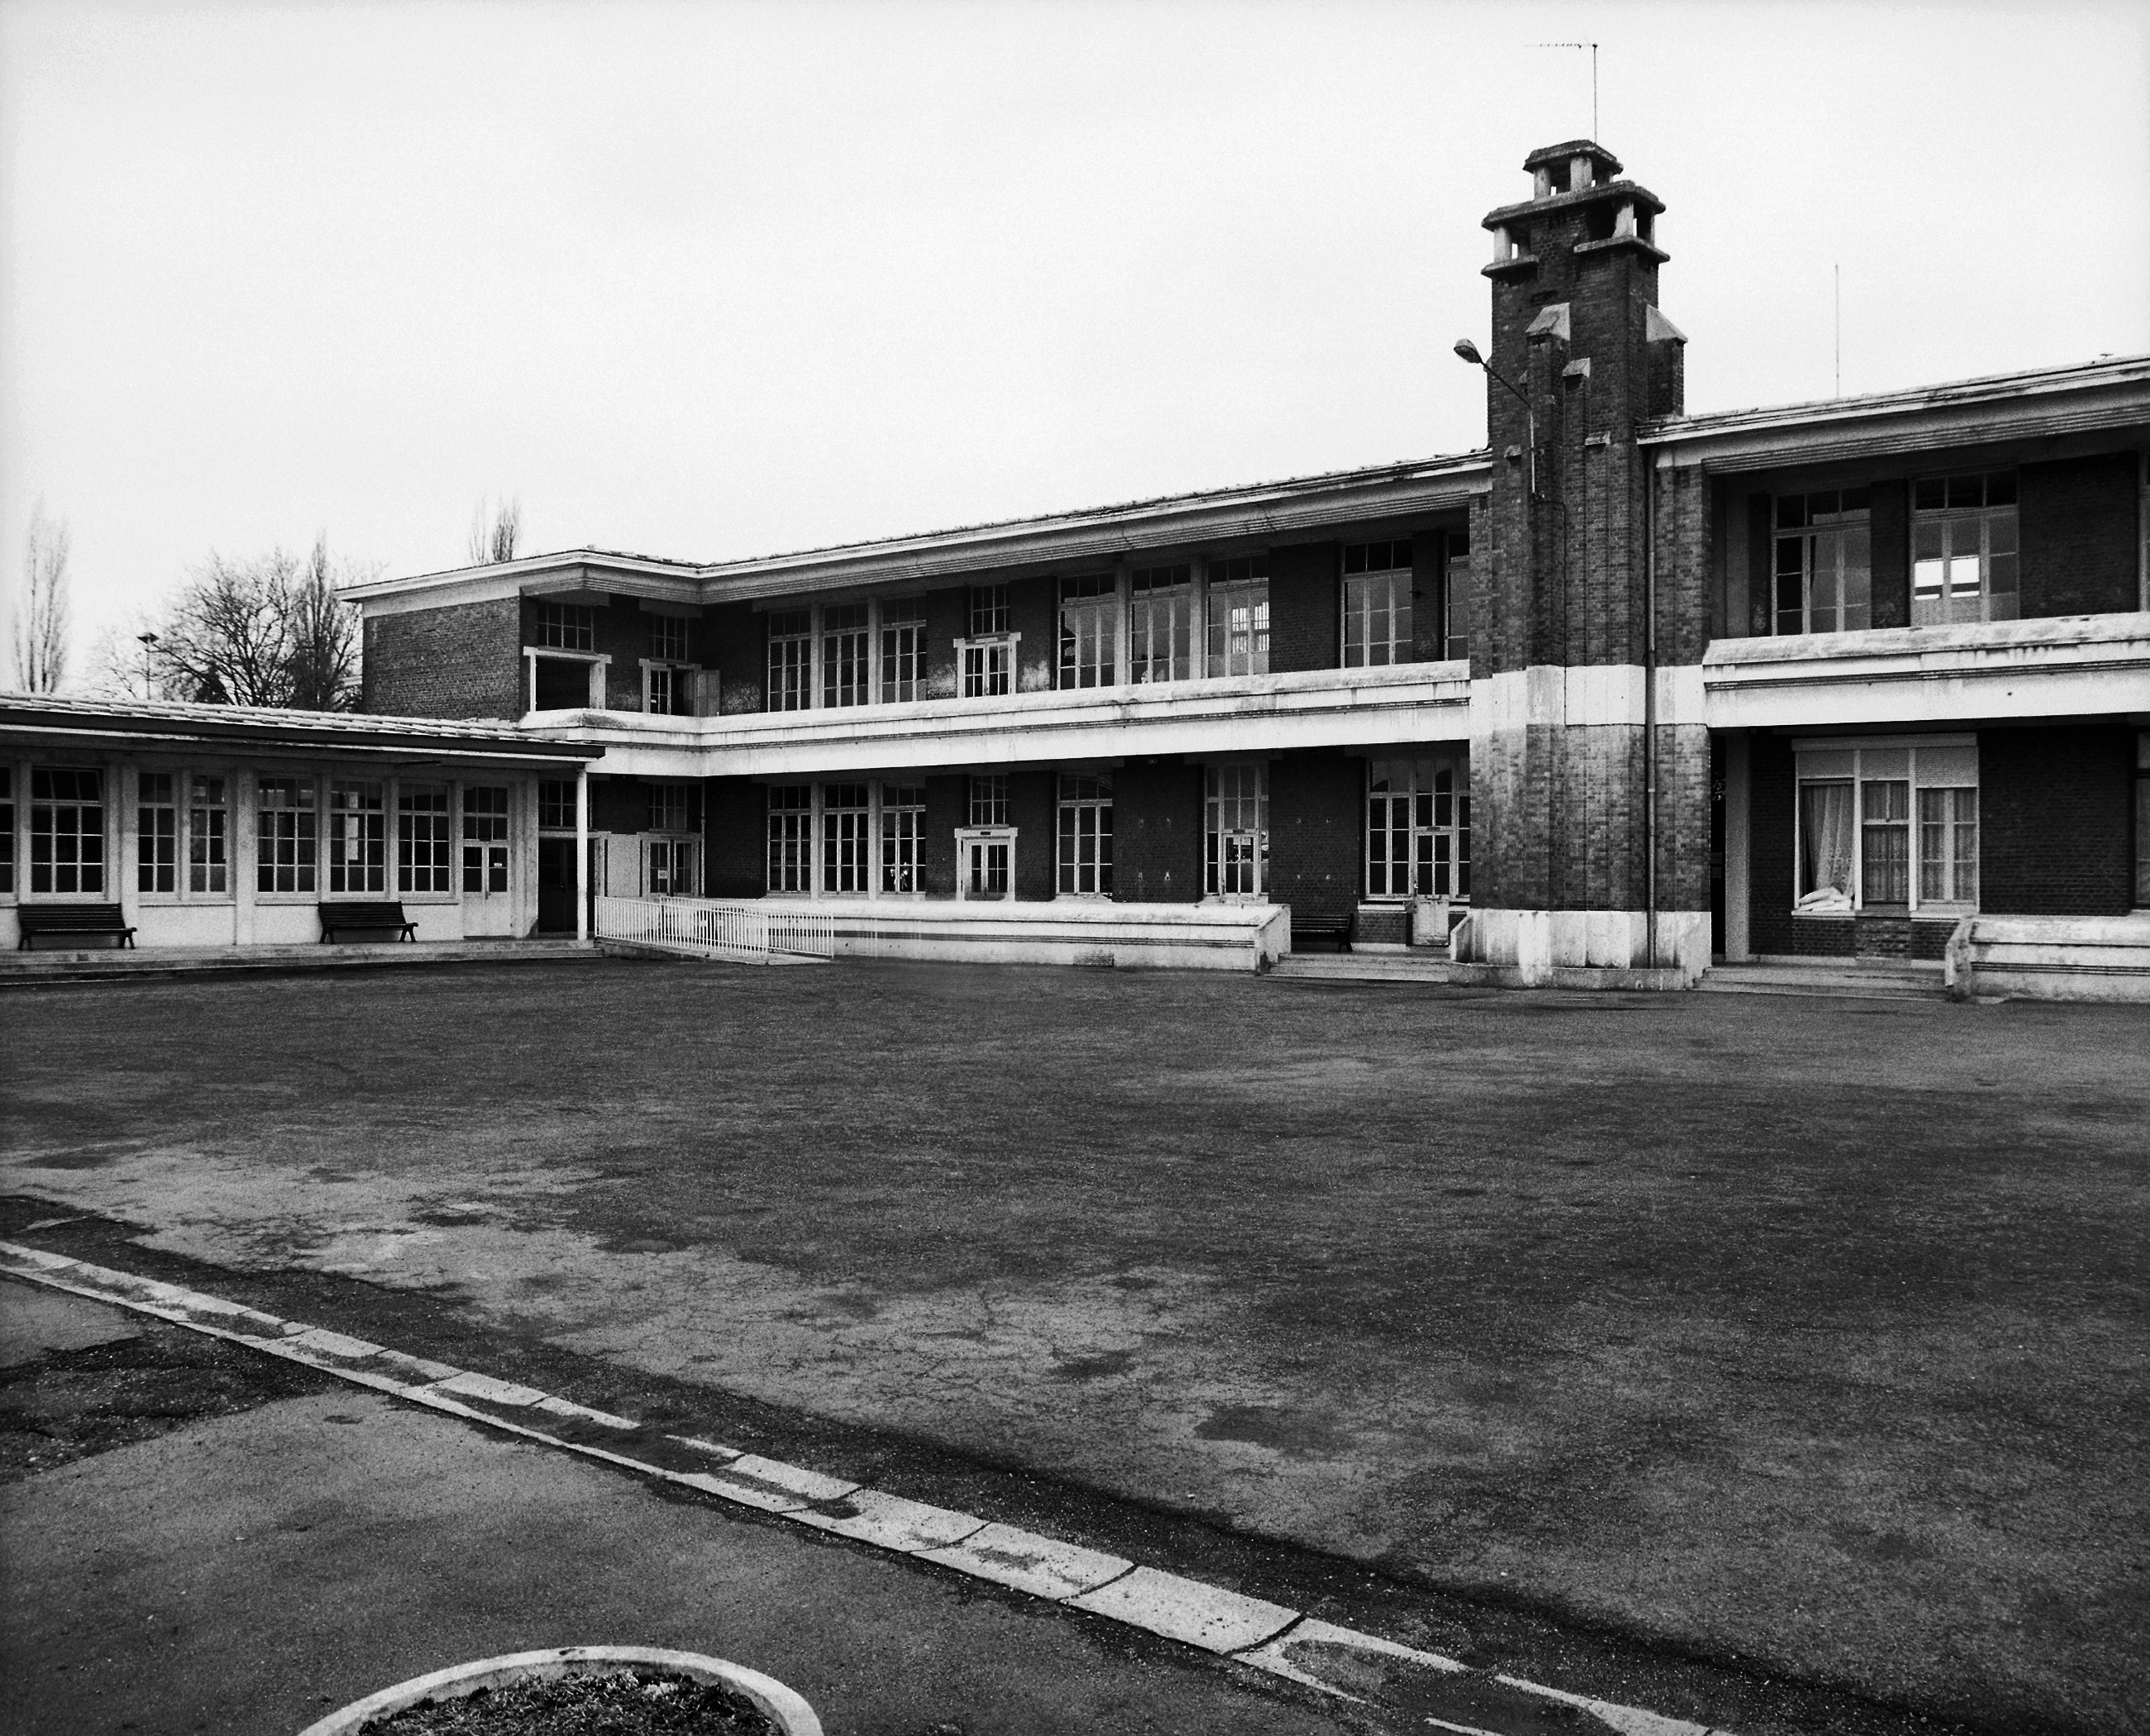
1458;140;1711;980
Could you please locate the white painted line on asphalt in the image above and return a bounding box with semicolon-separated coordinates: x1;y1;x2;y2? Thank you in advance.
1066;1565;1299;1655
917;1521;1133;1601
0;1241;1731;1736
793;1489;988;1553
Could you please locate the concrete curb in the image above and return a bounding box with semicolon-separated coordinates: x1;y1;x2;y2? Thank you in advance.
0;1240;1727;1736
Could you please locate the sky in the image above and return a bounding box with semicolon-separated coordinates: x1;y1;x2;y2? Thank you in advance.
3;0;2147;683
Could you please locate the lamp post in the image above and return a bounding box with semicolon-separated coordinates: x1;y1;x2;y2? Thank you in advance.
1453;338;1535;494
135;632;159;701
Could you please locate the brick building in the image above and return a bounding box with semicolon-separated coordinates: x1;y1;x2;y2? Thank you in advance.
249;140;2150;984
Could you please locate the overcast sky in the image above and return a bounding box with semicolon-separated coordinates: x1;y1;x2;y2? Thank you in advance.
3;0;2146;679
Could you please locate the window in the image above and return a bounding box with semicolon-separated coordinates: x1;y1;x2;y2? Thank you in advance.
462;786;510;893
960;585;1016;699
256;777;316;894
1913;471;2017;625
2138;734;2150;908
1129;565;1193;684
822;782;870;893
767;785;812;893
1204;764;1268;897
881;784;925;893
968;773;1008;829
398;784;452;894
767;609;812;712
1441;529;1472;661
822;603;869;708
189;776;229;896
1774;489;1872;634
1057;773;1112;896
968;585;1010;637
644;663;692;716
880;600;927;703
1795;742;1977;913
1365;758;1470;899
0;767;11;895
649;616;689;663
31;767;103;896
538;780;576;832
646;837;699;896
648;783;694;834
534;602;595;651
1206;556;1269;677
328;781;386;895
1059;574;1119;689
138;772;178;895
1342;541;1414;667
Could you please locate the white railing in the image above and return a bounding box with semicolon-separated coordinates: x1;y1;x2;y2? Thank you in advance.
593;895;836;963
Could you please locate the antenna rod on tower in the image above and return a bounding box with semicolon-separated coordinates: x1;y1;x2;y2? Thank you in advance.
1532;41;1600;139
1835;264;1842;397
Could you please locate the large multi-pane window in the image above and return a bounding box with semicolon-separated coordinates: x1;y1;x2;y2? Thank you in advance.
969;585;1010;637
969;774;1009;829
1129;564;1193;684
962;584;1014;698
534;603;595;651
1342;541;1413;667
329;781;387;894
881;784;925;893
647;784;693;834
1365;758;1470;899
767;786;813;893
2136;734;2150;908
1913;471;2017;625
398;784;452;893
821;783;871;892
767;609;812;712
822;603;870;708
189;776;229;895
0;767;11;894
644;664;687;716
1441;529;1472;661
1205;557;1269;677
644;783;698;896
1057;773;1112;896
538;781;576;832
1774;489;1872;635
256;777;316;894
1059;574;1119;689
31;768;103;896
649;616;689;663
138;772;178;893
881;600;927;703
462;787;510;893
1204;764;1268;897
1796;742;1977;912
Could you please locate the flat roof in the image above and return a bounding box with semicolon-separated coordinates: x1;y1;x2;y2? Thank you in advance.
0;695;601;763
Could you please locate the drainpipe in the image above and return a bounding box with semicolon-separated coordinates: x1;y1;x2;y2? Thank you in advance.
1644;461;1658;973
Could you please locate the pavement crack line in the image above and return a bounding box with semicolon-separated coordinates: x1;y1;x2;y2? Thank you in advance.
0;1239;1722;1736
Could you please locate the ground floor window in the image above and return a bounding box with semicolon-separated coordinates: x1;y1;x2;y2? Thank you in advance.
399;783;452;893
2138;733;2150;908
768;785;812;893
882;785;924;893
646;836;699;896
1058;773;1112;896
538;780;577;833
330;780;387;894
462;785;509;893
190;776;229;895
0;767;11;894
1796;739;1977;913
32;767;104;896
138;772;178;894
1204;763;1268;896
257;776;316;894
1365;757;1469;899
822;782;871;893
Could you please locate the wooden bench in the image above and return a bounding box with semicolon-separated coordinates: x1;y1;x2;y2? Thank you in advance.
17;903;137;950
1290;911;1353;954
319;901;419;944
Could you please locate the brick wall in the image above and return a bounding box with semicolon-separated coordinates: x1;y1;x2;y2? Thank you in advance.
593;597;654;712
1114;759;1203;902
1268;749;1361;923
704;778;765;898
703;603;763;714
1268;539;1338;673
924;587;966;699
1410;530;1446;663
2020;453;2140;618
921;775;964;897
1010;577;1057;693
1010;769;1057;899
1979;724;2135;914
361;598;522;719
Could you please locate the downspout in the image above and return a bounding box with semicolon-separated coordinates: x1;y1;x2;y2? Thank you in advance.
1644;459;1658;972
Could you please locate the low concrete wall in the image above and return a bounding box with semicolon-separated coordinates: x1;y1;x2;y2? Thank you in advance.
1947;913;2150;1003
765;898;1289;973
1456;907;1711;987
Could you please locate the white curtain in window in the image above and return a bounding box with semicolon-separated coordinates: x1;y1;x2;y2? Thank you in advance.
1799;781;1854;903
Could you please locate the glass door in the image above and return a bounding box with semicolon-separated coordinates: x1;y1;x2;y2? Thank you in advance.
461;785;513;934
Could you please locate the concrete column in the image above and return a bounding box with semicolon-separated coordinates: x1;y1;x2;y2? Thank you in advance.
575;766;589;941
233;772;257;945
1724;731;1752;961
113;762;136;929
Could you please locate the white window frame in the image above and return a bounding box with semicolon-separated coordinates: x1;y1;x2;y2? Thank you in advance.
1772;487;1873;636
1203;762;1269;899
136;769;181;898
254;773;320;899
525;648;609;712
1058;574;1120;691
1056;772;1112;898
957;633;1018;699
461;784;512;898
878;781;927;896
766;785;814;894
955;825;1016;901
1205;557;1270;678
398;781;455;898
1341;542;1415;668
1911;471;2018;627
879;600;929;704
766;610;813;713
187;770;233;900
1364;755;1471;902
640;659;700;716
328;778;389;896
27;764;108;900
1129;564;1193;685
1792;736;1979;917
821;603;872;709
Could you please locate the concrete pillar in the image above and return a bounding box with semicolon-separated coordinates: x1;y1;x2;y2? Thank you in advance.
1724;732;1752;961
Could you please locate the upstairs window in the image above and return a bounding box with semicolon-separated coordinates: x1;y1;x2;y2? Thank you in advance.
648;615;690;663
138;772;178;894
1914;471;2017;626
968;584;1010;637
822;603;869;708
1774;488;1871;634
767;609;812;712
32;767;105;896
1206;555;1269;678
1129;564;1193;684
962;585;1015;697
534;602;594;651
968;773;1009;829
1342;540;1414;667
880;600;927;703
1441;529;1472;661
1059;573;1119;689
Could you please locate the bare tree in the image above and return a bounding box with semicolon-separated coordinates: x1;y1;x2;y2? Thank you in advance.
286;534;363;711
468;493;523;566
11;500;72;692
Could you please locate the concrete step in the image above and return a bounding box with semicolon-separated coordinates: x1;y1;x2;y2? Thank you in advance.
1269;951;1459;983
1697;961;1947;1002
0;939;601;987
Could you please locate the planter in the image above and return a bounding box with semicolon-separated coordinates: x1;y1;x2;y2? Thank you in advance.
298;1646;822;1736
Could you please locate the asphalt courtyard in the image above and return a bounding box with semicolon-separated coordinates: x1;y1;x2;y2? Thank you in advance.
1;957;2143;1734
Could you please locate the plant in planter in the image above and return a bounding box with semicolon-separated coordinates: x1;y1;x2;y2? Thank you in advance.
298;1646;822;1736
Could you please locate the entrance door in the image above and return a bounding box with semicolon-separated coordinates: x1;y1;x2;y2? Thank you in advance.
537;838;575;933
1219;830;1261;897
462;785;514;935
963;836;1010;899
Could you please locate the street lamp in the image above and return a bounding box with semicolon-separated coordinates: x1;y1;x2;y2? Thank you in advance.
136;632;159;700
1454;338;1536;494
